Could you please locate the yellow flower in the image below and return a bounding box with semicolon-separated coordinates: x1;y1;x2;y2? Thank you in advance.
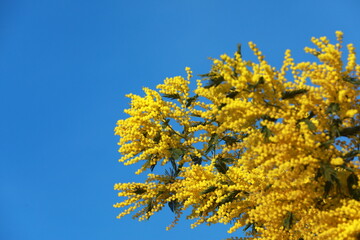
114;32;360;239
345;109;358;118
338;89;347;103
330;157;344;165
335;31;343;42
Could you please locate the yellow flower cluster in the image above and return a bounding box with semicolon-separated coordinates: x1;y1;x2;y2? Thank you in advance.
114;32;360;239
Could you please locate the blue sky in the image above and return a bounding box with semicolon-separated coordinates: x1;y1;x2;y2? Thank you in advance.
0;1;359;239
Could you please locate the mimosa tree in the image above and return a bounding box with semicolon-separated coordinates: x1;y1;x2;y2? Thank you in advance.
114;32;360;239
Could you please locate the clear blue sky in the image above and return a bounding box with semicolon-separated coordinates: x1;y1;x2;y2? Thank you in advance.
0;1;359;239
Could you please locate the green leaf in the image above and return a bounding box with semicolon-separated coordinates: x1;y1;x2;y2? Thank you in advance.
323;181;332;197
145;199;154;216
339;126;360;137
133;187;146;194
304;119;316;131
219;180;232;186
243;223;253;232
214;157;232;174
218;190;241;206
164;158;182;183
347;173;358;188
190;121;205;128
186;94;199;107
281;89;308;100
314;168;322;181
222;136;238;145
347;173;360;200
236;43;242;58
283;212;294;230
198;73;215;78
264;184;272;191
322;163;337;182
191;155;202;165
296;112;316;131
155;191;164;199
162;93;181;99
201;186;217;195
215;161;228;174
330;118;342;138
243;222;257;233
190;113;201;118
339;164;355;172
168;200;181;213
209;134;219;145
144;154;157;171
218;103;227;110
153;132;161;143
170;148;184;160
261;125;273;142
220;157;235;164
319;139;335;149
161;118;170;129
149;164;156;171
263;99;282;109
326;102;340;114
258;76;265;85
226;90;239;99
331;126;341;138
308;111;316;119
343;76;360;86
343;150;360;162
204;76;225;89
320;163;342;197
170;157;177;171
205;133;219;154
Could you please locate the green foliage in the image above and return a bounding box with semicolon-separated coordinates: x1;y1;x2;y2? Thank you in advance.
281;89;308;100
201;186;218;195
283;212;294;230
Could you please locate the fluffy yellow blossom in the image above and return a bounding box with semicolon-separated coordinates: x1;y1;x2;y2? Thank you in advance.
331;157;344;166
346;109;358;118
114;32;360;240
